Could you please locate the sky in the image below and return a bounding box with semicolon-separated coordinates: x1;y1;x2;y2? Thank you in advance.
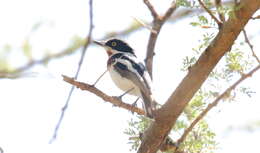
0;0;260;153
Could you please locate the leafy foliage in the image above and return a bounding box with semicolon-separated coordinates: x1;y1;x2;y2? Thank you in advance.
0;44;12;72
181;120;217;153
124;116;151;151
176;0;195;7
125;91;218;153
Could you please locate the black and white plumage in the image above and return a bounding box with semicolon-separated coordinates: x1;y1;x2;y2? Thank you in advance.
94;38;155;118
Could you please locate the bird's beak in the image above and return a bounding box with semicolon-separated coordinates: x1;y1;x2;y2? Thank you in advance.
93;40;105;47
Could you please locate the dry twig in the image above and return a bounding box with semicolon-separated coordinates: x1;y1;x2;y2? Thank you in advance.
49;0;94;143
242;29;260;64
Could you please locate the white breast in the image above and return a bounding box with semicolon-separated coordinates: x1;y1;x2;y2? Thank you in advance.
108;66;140;96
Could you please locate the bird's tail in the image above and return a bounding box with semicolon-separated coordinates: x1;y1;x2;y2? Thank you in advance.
140;91;155;118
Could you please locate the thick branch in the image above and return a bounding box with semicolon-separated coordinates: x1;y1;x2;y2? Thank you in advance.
138;0;260;153
176;64;260;147
62;75;145;115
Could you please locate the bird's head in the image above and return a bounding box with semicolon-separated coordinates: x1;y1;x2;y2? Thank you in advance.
94;38;135;56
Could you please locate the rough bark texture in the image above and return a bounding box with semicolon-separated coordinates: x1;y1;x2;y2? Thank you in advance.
138;0;260;153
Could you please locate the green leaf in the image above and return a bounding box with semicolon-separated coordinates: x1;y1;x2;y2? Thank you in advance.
190;22;200;27
22;39;32;60
198;15;208;24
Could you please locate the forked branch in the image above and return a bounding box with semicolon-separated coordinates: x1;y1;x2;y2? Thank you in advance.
143;0;177;78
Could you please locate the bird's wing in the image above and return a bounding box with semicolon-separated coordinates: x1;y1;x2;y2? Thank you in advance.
114;55;152;97
113;55;155;118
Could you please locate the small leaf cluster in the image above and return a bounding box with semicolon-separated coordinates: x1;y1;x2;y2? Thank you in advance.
124;116;151;151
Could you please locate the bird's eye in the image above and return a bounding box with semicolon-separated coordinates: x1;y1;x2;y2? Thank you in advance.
111;41;117;46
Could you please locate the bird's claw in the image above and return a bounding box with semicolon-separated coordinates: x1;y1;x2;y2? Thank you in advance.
112;96;123;101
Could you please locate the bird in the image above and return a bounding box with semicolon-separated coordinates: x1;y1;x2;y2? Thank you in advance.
94;38;155;118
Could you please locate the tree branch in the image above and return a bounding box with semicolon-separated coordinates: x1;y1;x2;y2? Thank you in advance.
138;0;260;153
198;0;222;28
144;0;177;78
62;75;145;115
143;0;159;18
251;14;260;19
49;0;94;143
0;41;85;79
215;0;225;22
242;29;260;64
176;64;260;148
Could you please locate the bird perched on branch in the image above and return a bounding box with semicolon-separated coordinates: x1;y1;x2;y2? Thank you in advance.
94;38;155;118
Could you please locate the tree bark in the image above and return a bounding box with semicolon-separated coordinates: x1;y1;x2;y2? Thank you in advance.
138;0;260;153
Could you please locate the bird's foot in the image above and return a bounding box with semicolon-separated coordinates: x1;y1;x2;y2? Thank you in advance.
129;98;139;114
131;98;139;107
113;94;124;101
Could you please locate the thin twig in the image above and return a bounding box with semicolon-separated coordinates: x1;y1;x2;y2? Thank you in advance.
143;0;159;18
144;0;177;78
251;15;260;19
49;0;94;143
176;64;260;149
198;0;222;28
162;1;178;21
215;0;225;22
62;75;145;115
0;41;85;79
242;29;260;64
